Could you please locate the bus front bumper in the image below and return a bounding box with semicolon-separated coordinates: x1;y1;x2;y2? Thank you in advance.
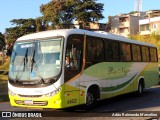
9;92;64;109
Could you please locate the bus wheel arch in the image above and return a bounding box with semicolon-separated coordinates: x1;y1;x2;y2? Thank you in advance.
85;84;100;109
137;77;145;96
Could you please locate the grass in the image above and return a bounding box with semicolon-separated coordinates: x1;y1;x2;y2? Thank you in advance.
0;56;9;102
0;75;8;80
0;57;10;70
0;75;9;102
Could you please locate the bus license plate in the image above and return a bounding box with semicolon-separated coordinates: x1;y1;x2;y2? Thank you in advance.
24;100;33;105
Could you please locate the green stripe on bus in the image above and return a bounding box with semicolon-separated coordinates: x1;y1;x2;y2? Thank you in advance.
100;74;137;92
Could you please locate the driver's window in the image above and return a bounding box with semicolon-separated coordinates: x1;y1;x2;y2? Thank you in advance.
65;45;82;70
65;34;84;82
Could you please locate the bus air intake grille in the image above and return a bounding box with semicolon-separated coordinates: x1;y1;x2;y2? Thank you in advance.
15;100;48;106
18;94;42;98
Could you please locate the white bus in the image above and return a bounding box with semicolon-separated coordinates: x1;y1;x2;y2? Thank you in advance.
8;29;159;109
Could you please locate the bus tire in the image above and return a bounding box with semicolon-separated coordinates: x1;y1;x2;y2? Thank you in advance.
137;80;144;96
85;86;99;110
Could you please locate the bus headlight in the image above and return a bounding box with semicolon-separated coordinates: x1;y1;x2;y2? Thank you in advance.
44;87;61;97
9;89;16;96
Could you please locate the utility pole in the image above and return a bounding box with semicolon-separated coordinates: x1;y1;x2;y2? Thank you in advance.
134;0;142;12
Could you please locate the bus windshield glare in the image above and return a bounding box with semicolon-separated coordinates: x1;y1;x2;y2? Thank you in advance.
9;37;63;83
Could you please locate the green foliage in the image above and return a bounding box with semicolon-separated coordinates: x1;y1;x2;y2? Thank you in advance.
129;11;138;14
40;0;75;29
5;18;48;43
35;17;48;32
0;32;5;51
4;0;105;44
0;58;8;102
74;0;104;28
5;18;37;43
0;76;8;81
40;0;104;29
0;57;10;70
10;18;36;27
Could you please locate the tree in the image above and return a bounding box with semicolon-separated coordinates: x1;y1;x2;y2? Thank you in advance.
0;32;5;51
40;0;75;29
73;0;104;28
0;32;5;65
129;11;138;14
35;17;48;32
40;0;104;29
5;18;37;43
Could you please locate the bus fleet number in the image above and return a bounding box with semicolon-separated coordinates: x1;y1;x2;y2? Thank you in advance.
67;99;77;104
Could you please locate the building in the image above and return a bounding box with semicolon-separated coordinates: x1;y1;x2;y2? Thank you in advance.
109;12;145;37
139;10;160;35
73;21;109;31
145;10;160;18
139;16;160;35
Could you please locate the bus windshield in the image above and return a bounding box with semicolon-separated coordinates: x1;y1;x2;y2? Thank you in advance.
9;37;63;84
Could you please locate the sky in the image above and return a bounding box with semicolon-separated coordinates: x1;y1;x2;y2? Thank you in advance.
0;0;160;33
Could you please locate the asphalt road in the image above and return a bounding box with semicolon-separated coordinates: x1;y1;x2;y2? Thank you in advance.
1;86;160;120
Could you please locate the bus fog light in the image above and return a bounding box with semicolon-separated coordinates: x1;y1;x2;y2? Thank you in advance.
55;100;59;104
9;89;16;96
45;88;61;97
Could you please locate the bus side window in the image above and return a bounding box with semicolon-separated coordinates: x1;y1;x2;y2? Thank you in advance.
142;46;149;62
105;40;120;62
150;47;158;62
132;44;142;62
120;42;131;61
86;36;104;67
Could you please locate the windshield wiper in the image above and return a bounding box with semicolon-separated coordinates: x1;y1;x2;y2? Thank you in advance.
14;75;19;83
31;48;35;72
11;50;17;65
30;46;45;84
23;48;28;71
38;75;45;84
29;48;45;84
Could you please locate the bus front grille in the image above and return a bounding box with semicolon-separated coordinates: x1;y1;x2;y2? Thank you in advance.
18;94;42;98
15;100;48;106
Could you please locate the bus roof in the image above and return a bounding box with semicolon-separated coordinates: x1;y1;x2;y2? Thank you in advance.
17;29;155;47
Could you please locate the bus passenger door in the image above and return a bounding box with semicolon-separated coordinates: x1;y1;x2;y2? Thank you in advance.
64;34;84;107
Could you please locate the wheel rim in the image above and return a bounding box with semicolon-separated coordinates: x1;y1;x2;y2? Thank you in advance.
86;92;94;106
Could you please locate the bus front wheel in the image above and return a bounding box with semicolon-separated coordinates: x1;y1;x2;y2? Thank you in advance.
85;86;99;110
85;91;95;110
